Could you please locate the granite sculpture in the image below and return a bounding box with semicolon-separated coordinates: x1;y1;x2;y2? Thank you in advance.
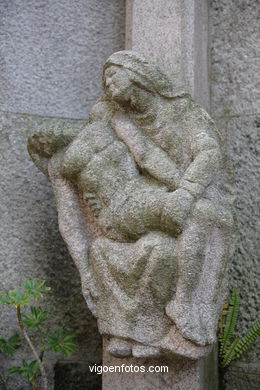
28;51;234;359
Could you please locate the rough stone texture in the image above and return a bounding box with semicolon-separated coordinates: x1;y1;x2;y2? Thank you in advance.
225;115;260;362
210;0;260;388
103;338;203;390
103;339;218;390
126;0;210;111
0;0;125;119
220;362;260;390
0;112;101;389
210;0;259;118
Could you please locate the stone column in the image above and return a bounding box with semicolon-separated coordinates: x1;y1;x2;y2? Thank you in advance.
125;0;210;112
102;1;217;389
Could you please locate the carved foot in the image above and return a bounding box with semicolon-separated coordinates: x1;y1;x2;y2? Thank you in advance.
106;338;132;358
166;300;213;346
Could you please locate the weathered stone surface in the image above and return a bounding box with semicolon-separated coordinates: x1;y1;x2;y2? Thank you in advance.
103;340;202;390
0;0;125;119
222;115;260;362
210;0;260;389
210;0;259;118
210;1;259;388
0;111;101;389
220;362;260;390
28;51;234;362
103;338;218;390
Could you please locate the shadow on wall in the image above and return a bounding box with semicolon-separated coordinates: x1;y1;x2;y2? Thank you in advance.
54;362;102;390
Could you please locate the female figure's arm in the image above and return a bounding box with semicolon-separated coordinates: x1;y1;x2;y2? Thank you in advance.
178;132;221;198
113;112;180;190
178;104;222;199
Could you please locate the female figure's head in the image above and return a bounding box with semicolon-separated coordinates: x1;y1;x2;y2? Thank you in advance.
102;51;184;109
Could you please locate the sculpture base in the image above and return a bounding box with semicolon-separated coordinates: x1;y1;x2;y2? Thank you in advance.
103;338;218;390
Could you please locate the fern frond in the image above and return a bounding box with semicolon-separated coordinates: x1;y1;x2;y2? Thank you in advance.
218;303;228;342
221;338;240;367
231;322;260;360
220;288;240;356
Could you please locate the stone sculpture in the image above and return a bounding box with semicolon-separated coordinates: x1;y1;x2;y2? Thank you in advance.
28;51;234;359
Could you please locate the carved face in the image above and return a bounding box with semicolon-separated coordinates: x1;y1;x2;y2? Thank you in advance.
104;66;133;104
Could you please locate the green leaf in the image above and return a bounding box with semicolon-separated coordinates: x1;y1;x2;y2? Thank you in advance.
219;288;260;367
45;329;78;356
8;360;40;382
231;322;260;361
22;306;49;329
220;287;240;356
22;280;51;303
8;366;22;375
221;338;240;367
0;334;21;357
0;290;30;307
0;280;51;307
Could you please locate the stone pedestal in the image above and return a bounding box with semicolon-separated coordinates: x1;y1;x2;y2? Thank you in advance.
103;340;218;390
103;339;218;390
102;1;217;389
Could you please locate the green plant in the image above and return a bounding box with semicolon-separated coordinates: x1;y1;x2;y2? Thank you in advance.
0;333;21;389
0;280;78;390
0;334;21;357
219;287;260;367
8;360;40;387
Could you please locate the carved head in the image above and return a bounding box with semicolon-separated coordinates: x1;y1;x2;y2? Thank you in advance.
102;51;183;106
103;65;134;104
